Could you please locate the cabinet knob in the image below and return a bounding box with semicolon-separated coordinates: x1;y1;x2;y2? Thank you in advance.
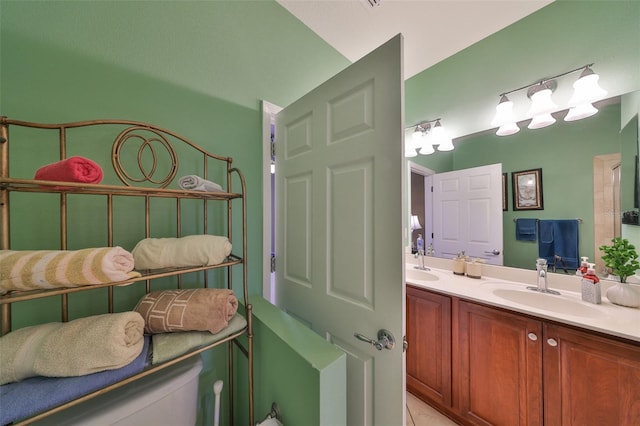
527;332;538;341
547;338;558;347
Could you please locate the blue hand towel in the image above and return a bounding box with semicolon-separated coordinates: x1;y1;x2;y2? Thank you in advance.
553;220;580;269
537;220;579;269
515;218;537;241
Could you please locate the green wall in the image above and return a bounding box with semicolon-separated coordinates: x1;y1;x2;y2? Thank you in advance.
1;1;349;425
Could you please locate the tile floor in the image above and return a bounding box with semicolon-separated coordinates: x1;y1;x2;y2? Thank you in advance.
406;392;460;426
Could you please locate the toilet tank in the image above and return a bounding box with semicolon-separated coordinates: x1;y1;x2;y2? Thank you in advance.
35;355;203;426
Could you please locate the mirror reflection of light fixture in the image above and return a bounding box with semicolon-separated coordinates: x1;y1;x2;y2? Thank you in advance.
491;63;607;135
404;118;452;155
527;80;558;129
410;215;422;231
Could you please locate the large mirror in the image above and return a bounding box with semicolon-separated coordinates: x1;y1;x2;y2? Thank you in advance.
408;91;640;276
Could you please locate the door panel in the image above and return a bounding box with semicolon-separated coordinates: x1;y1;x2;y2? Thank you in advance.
276;34;405;425
433;163;503;265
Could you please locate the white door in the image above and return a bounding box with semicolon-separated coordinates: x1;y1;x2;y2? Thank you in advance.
433;163;504;265
275;35;405;426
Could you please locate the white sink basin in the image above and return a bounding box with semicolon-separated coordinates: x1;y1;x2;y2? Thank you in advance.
405;268;440;282
491;288;601;317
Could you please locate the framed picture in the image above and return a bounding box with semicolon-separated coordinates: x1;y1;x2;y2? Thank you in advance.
502;173;508;211
512;168;543;210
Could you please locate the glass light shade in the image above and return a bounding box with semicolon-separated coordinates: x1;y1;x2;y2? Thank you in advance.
496;122;520;136
404;138;418;157
568;67;607;106
418;141;435;155
528;113;556;129
437;137;454;151
491;95;516;127
412;128;423;145
564;103;598;122
430;121;446;145
527;88;558;117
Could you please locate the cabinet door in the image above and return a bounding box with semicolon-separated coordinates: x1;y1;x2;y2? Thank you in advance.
406;286;452;407
456;301;543;425
543;323;640;426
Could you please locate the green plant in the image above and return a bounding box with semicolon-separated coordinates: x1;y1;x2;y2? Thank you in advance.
599;237;640;283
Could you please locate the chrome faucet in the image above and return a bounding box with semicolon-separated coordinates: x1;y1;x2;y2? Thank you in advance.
527;258;560;295
414;249;430;271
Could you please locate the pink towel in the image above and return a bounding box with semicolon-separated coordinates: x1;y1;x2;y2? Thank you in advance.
34;156;103;184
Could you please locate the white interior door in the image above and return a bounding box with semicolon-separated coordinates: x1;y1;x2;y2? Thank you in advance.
275;34;405;426
433;163;503;265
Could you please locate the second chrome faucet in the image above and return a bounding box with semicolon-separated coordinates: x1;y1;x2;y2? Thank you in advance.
527;258;561;295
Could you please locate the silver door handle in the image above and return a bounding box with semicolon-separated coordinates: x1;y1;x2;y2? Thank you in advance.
484;249;501;255
354;329;396;351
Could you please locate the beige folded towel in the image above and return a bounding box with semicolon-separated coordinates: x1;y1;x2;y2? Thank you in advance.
0;312;145;385
0;247;142;295
131;235;232;270
134;288;238;334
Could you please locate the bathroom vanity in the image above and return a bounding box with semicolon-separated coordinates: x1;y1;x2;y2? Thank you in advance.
406;256;640;426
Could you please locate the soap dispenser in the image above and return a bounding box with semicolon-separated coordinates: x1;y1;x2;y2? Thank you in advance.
416;234;424;254
577;256;589;275
452;252;466;275
581;263;601;304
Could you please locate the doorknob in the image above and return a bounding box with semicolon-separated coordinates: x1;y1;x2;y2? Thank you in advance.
484;249;501;255
354;329;396;351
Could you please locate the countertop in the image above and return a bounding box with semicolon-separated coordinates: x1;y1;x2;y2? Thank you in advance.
405;255;640;343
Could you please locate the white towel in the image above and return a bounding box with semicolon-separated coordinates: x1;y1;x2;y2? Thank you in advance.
132;234;232;270
0;312;145;384
178;175;223;192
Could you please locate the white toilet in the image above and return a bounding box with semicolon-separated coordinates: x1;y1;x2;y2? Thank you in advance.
36;355;203;426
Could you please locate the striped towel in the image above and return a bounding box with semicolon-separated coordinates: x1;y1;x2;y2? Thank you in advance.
0;247;141;294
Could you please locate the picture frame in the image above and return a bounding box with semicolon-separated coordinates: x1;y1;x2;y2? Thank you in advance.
502;172;508;211
512;168;543;210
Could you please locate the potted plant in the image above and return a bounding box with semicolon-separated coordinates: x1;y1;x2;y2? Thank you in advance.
599;237;640;308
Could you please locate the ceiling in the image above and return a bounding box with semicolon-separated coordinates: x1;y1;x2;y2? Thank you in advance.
276;0;554;79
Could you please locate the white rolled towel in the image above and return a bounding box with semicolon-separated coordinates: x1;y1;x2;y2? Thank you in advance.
132;235;232;270
178;175;223;192
0;312;145;384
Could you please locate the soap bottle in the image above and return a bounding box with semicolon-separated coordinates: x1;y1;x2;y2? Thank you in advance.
453;252;466;275
416;234;424;254
577;256;589;275
581;263;601;304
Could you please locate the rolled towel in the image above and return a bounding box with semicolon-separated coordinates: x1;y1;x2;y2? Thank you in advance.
134;288;238;334
34;156;103;184
178;175;223;192
0;247;142;294
132;235;232;270
0;311;145;385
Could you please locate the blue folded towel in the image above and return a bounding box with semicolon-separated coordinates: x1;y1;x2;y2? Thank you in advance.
0;336;150;425
515;218;537;241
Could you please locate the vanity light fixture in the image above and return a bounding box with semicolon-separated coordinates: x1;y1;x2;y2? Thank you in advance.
405;118;453;155
565;65;608;121
491;95;520;136
526;80;558;129
491;63;607;135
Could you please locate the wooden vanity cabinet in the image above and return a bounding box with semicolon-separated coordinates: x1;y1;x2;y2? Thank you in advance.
406;285;452;408
407;285;640;426
543;323;640;425
456;300;543;425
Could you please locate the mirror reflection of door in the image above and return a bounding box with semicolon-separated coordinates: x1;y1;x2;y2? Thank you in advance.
433;164;504;265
